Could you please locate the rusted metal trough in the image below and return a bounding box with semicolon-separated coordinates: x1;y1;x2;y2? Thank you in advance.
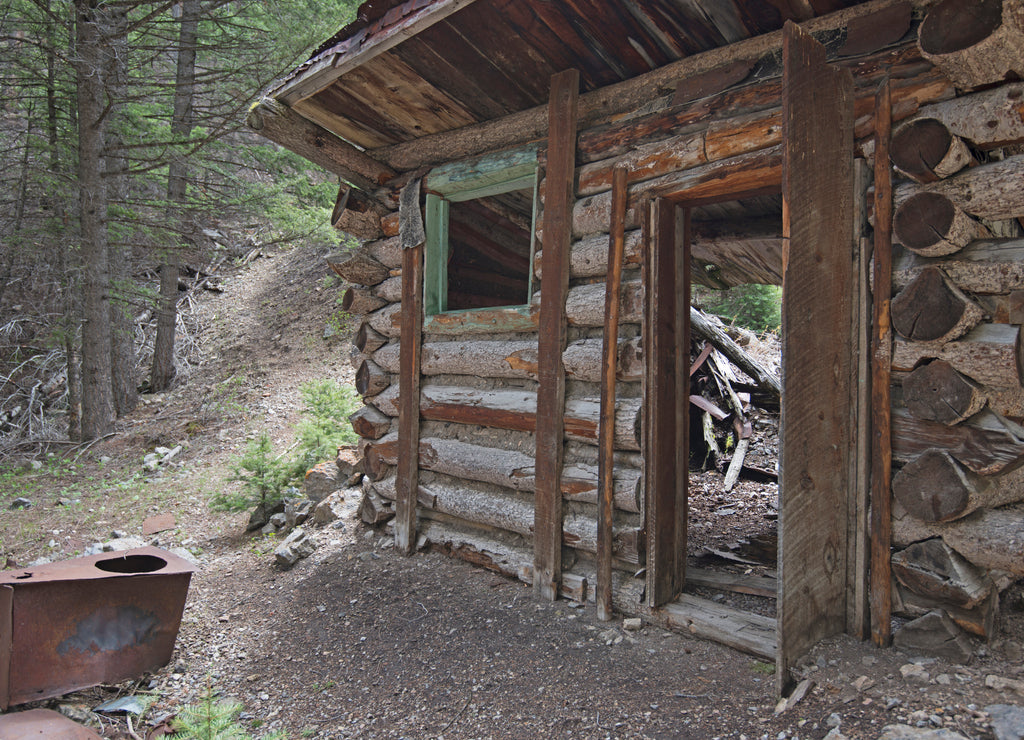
0;546;194;709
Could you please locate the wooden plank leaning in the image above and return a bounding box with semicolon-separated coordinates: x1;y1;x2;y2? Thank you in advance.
597;166;628;621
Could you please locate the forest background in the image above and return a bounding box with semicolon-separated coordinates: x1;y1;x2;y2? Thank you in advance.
0;0;359;446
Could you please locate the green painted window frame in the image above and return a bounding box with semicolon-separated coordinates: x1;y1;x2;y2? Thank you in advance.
422;147;540;318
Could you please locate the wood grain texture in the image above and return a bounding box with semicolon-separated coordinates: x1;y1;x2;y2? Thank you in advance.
598;167;627;621
779;21;856;691
534;69;579;600
395;243;423;554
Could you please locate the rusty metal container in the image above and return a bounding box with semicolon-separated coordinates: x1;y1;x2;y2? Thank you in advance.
0;546;195;709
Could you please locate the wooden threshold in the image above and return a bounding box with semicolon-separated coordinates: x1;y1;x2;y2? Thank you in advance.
685;565;777;600
646;593;777;660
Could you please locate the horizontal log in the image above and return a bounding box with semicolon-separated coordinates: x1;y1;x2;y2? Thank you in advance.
412;479;639;562
562;337;643;383
348;405;392;440
902;360;986;425
893;450;994;522
565;280;643;327
369;435;641;514
915;83;1024;149
365;303;402;338
894;582;998;639
890;117;972;183
535;229;643;280
342;287;386;315
893;191;991;256
892;406;1024;476
902;153;1024;221
328;251;389;286
372;275;403;303
894;238;1024;293
354;323;387;354
892;537;995;609
890;266;984;342
373;338;537;378
572;146;782;237
893;502;1024;577
576;132;707;197
355;359;390;397
892;322;1024;388
362;236;402;269
409;385;641;451
918;0;1024;89
246;98;394;197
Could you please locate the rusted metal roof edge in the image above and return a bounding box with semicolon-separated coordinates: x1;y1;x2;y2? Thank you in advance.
270;0;481;108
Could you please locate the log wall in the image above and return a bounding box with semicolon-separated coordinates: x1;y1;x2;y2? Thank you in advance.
885;55;1024;642
331;3;1022;646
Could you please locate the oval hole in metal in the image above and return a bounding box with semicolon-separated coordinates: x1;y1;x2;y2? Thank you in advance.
94;554;167;574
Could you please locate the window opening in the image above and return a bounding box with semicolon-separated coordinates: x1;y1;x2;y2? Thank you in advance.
424;151;539;315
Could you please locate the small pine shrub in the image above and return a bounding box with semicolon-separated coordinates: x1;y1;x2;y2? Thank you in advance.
171;681;286;740
213;433;301;513
294;379;360;465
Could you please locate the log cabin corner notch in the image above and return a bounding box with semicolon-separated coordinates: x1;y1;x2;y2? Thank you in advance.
253;0;1024;692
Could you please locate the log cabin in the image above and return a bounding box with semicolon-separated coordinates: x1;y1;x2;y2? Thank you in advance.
249;0;1024;692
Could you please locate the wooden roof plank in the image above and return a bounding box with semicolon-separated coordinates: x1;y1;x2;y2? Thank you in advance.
277;0;482;106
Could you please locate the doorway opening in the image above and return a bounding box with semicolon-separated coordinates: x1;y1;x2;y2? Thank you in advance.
684;192;784;625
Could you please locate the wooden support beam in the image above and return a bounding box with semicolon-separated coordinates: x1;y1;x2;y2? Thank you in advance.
394;243;423;554
247;98;395;197
534;69;579;601
918;0;1024;89
779;20;856;692
597;167;627;622
644;198;687;609
871;79;894;649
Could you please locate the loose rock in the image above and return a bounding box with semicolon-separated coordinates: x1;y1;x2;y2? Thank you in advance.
274;527;317;568
986;704;1024;740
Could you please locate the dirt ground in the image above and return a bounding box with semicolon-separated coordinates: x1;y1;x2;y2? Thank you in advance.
2;245;1024;739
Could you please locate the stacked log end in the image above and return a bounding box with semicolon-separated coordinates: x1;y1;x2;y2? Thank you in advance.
888;72;1024;642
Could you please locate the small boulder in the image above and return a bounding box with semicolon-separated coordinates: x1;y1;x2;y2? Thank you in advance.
274;527;317;569
247;499;286;532
285;498;313;528
102;535;147;552
269;512;288;529
312;492;347;525
304;461;342;503
9;497;32;510
986;704;1024;740
893;610;973;664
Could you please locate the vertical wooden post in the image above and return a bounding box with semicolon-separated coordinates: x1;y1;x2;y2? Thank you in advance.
534;68;579;600
778;20;855;694
870;79;894;647
597;167;627;620
644;197;686;608
395;242;423;554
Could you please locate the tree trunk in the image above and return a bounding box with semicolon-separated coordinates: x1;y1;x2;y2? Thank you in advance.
892;450;993;522
890;266;984;342
354;323;388;354
362;236;403;269
372;275;403;303
152;0;198;393
906;153;1024;221
104;4;136;417
565;280;643;327
894;582;998;639
902;360;987;425
562;337;643;383
75;0;114;440
691;306;782;398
